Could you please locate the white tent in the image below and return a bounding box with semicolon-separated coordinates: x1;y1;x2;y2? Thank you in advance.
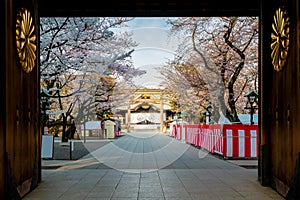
218;114;258;124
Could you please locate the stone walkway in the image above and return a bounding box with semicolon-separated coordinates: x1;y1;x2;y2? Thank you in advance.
23;132;284;200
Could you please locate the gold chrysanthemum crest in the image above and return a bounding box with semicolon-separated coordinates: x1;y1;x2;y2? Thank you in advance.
270;7;290;72
16;8;37;73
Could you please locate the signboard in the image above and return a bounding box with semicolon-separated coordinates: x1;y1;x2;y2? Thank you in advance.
85;121;101;130
41;135;54;159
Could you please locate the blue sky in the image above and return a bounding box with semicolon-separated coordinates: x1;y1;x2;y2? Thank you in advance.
124;17;179;88
126;17;171;29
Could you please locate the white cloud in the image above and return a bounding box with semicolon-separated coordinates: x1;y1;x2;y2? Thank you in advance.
126;18;180;88
127;17;171;29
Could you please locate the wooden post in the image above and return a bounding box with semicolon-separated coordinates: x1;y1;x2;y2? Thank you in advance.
160;91;164;132
127;100;131;132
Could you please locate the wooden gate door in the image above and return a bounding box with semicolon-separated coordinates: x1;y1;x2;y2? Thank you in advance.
1;0;40;199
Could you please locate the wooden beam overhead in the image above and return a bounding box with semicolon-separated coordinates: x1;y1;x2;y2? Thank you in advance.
39;0;260;17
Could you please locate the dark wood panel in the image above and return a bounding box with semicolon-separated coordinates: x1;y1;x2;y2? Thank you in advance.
0;0;6;198
4;0;40;198
262;0;300;196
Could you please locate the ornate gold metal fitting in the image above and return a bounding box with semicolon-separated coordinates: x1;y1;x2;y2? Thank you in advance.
16;8;37;73
270;7;290;72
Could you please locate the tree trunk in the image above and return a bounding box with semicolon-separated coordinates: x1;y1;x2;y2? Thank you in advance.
226;85;241;123
61;116;68;142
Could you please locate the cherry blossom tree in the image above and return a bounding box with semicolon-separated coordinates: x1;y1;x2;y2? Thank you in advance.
157;58;208;124
40;17;145;141
160;17;258;123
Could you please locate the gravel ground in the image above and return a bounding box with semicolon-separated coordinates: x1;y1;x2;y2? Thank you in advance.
52;138;112;160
